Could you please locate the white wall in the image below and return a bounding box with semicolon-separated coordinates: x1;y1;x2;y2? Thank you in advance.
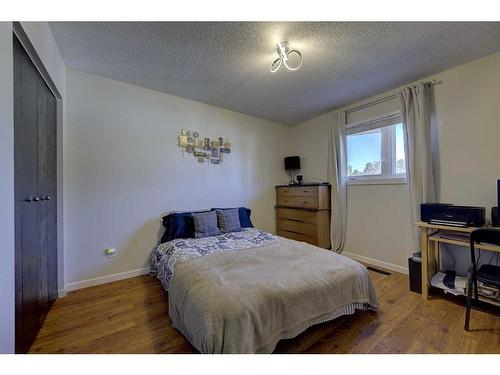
64;69;289;288
289;51;500;273
432;51;500;274
288;110;413;272
0;21;15;354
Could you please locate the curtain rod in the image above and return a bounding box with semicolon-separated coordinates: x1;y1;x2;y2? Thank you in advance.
345;79;442;115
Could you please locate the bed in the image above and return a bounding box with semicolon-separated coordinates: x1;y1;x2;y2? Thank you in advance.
150;227;378;353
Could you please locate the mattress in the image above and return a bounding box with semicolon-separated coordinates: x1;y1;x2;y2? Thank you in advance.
150;228;378;353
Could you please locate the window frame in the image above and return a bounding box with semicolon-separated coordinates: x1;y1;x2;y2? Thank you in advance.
346;112;407;186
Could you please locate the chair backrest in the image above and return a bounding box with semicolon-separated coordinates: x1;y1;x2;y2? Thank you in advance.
470;228;500;247
469;228;500;268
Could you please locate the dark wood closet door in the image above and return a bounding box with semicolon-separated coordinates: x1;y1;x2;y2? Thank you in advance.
14;35;42;354
14;35;58;353
37;75;58;306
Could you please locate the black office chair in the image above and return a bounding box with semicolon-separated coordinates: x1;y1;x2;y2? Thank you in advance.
464;228;500;331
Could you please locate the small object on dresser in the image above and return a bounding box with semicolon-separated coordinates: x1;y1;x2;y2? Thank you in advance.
284;156;301;185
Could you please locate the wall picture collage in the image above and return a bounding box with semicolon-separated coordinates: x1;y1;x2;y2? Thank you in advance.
178;129;231;165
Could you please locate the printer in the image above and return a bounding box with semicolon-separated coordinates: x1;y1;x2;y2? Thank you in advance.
420;203;485;228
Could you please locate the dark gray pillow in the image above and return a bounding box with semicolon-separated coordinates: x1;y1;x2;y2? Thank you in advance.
216;208;243;233
192;211;220;238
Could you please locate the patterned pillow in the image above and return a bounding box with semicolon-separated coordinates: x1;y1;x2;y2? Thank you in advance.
216;208;243;233
192;211;220;238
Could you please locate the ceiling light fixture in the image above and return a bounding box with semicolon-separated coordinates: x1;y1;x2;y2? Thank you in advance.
270;41;303;73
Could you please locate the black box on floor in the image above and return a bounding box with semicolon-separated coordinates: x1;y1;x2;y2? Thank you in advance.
408;256;422;294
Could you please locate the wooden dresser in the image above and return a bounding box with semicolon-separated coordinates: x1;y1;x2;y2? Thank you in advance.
275;184;331;249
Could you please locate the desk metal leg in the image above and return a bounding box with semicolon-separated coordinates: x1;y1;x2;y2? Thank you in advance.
421;228;429;299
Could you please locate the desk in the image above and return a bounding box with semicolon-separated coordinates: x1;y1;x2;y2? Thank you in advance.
416;221;500;305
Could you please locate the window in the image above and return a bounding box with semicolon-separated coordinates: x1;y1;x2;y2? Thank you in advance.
346;113;406;185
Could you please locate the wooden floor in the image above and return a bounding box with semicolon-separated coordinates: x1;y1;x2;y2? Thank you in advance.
29;270;500;354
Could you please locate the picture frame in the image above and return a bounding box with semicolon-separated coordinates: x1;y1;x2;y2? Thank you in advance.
178;130;231;165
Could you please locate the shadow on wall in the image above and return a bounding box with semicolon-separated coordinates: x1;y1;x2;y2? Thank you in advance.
81;218;163;283
85;193;278;288
253;189;278;234
121;218;164;270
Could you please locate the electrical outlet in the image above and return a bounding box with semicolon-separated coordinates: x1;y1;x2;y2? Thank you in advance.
104;248;116;258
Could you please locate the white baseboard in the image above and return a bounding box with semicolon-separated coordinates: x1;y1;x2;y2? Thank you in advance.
61;255;406;293
342;251;408;275
65;267;150;292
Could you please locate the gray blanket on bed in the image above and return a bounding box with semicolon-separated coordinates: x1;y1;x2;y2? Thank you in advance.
168;238;378;353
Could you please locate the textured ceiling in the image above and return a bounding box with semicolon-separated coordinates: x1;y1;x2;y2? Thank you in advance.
49;22;500;125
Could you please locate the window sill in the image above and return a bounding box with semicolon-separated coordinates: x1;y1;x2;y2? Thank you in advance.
347;176;407;186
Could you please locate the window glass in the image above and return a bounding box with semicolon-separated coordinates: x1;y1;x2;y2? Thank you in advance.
394;123;406;175
347;128;382;177
346;121;406;182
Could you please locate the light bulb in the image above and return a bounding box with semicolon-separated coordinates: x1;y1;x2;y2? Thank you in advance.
269;41;303;73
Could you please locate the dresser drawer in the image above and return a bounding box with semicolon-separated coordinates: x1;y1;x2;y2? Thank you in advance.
277;196;318;209
278;230;318;246
274;184;331;249
276;208;318;224
277;186;318;197
277;219;317;237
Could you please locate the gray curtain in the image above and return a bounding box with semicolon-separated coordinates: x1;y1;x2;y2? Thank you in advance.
398;83;436;251
327;111;347;253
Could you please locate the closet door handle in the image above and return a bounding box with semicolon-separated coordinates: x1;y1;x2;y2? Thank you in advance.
41;195;51;201
33;196;40;202
25;197;35;203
